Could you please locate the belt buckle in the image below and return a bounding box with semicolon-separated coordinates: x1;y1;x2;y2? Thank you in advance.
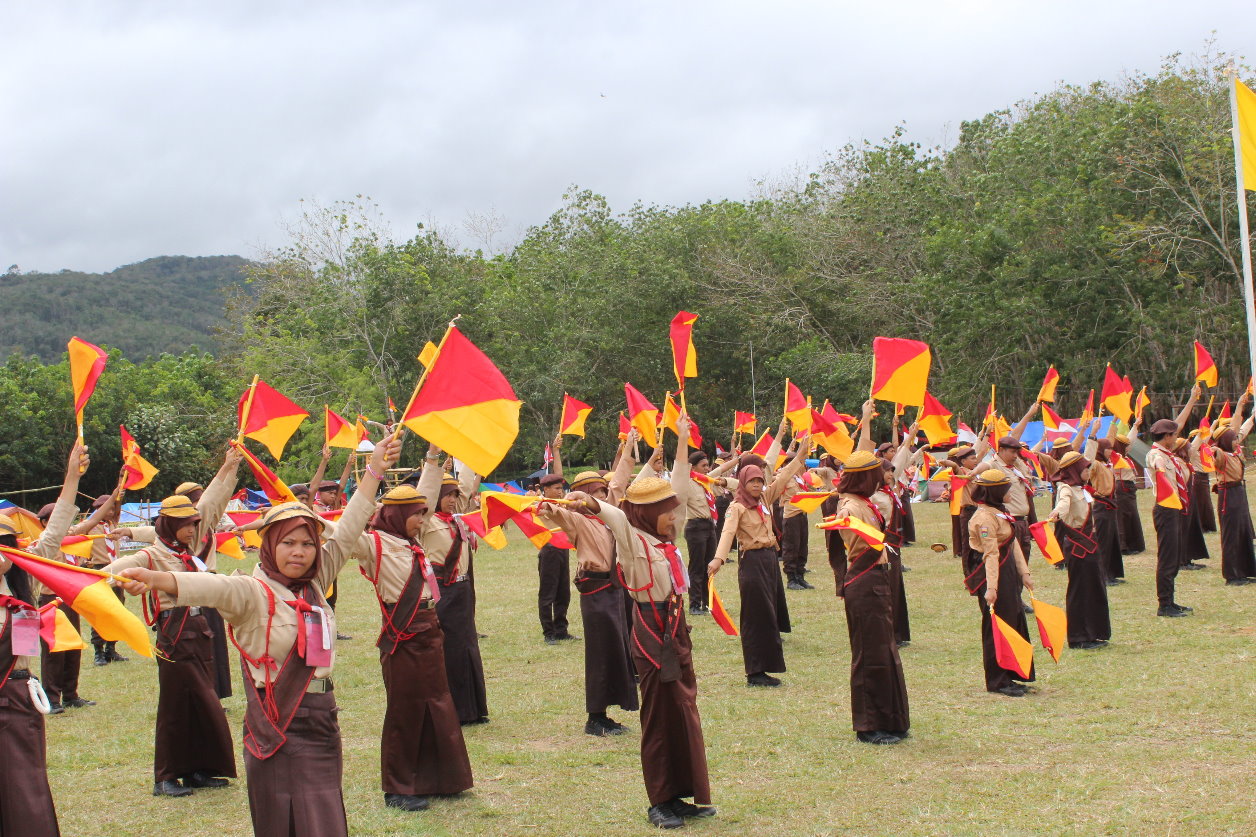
188;607;201;617
307;677;332;694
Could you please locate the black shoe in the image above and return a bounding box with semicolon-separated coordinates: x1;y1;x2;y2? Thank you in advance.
94;650;109;666
106;645;128;662
856;730;902;744
384;793;430;812
64;697;96;708
786;577;807;590
1069;641;1104;650
689;605;704;615
336;632;353;640
46;702;65;715
670;798;717;818
896;640;910;648
460;716;490;726
1158;605;1188;617
995;684;1027;697
901;564;912;571
647;803;684;829
1022;602;1034;614
584;717;628;736
1226;578;1252;586
544;635;559;645
796;576;814;589
746;673;781;687
1181;562;1206;571
554;632;579;641
183;772;228;789
153;780;192;798
1173;603;1193;613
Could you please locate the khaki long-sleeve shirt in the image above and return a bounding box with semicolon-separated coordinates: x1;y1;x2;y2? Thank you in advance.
972;458;1035;517
538;501;633;574
968;505;1030;593
713;456;808;560
1051;484;1092;528
837;492;890;565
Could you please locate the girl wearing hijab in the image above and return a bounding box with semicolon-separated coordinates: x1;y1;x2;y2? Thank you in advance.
710;433;812;688
827;450;910;743
1111;424;1146;555
1047;451;1111;649
1173;437;1210;570
107;446;243;798
622;477;714;830
1212;409;1256;585
1088;439;1125;585
352;477;473;813
967;469;1036;695
117;437;399;836
419;449;488;725
0;442;91;837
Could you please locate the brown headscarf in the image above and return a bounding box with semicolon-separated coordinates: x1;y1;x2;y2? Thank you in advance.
837;467;882;498
623;496;681;542
1094;440;1113;464
155;513;202;550
258;517;322;591
737;454;767;474
734;464;766;508
373;502;426;543
971;482;1010;510
1215;428;1238;454
1054;458;1091;487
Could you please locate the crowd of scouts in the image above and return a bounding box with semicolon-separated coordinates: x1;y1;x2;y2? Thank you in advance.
2;371;1254;835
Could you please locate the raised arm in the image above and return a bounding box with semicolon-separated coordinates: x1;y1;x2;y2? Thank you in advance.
608;428;640;503
324;436;401;584
32;443;91;558
306;445;333;508
68;487;120;536
856;399;876;453
1010;400;1040;441
765;435;813;505
551;432;565;480
199;445;244;541
1174;382;1203;434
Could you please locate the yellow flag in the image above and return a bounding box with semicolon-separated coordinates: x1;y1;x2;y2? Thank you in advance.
1236;79;1256;190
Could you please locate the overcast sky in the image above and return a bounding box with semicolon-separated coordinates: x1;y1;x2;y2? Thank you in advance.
2;1;1252;273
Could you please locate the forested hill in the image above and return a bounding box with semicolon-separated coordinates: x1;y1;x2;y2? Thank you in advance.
0;255;250;361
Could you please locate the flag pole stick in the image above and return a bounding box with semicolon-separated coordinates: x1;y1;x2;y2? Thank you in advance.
1229;65;1256;389
393;315;461;442
236;375;260;445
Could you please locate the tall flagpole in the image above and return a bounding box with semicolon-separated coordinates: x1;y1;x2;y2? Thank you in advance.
1227;65;1256;388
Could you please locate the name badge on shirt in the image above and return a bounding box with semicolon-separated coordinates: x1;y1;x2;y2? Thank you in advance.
11;609;40;657
302;607;333;667
191;556;208;573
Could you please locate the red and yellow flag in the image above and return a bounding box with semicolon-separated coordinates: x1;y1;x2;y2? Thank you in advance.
1220;400;1233;420
991;613;1034;679
225;511;264;548
669;311;699;390
1194;341;1218;387
1041;403;1064;431
400;327;522;476
749;430;775;457
238;379;309;460
1134;387;1151;419
788;492;831;513
559;394;593;438
1079;389;1095;426
1037;366;1060;403
661;394;702;448
817;515;885;550
120;425;159;490
480;491;543;530
214;532;247;561
38;600;87;652
617;411;630;441
949;475;970;516
59;534;105;563
232;441;299;505
734;411;757;434
1030;597;1067;663
708;579;738;636
1154;470;1182;510
324;406;365;450
68;337;109;427
1100;366;1134;422
1200;444;1216;473
624;383;661;444
870;337;931;406
784;380;812;432
917;391;954;445
1028;521;1065;565
0;546;151;658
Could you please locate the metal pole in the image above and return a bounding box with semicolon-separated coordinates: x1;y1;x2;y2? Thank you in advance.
1227;66;1256;388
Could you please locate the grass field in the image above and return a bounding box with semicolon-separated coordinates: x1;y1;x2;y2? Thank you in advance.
44;490;1256;836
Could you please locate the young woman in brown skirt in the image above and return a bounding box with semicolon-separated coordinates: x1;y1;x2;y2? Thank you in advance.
832;449;910;744
710;432;812;688
106;445;243;798
623;477;714;830
967;470;1037;696
1212;411;1256;585
118;437;399;836
351;470;473;812
1048;451;1111;649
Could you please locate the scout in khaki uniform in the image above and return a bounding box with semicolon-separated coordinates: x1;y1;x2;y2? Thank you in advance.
622;477;714;830
1146;417;1194;617
1047;451;1111;649
675;448;738;612
78;493;134;666
967;470;1036;696
1211;404;1256;585
117;437;399;837
536;472;639;737
536;467;576;643
351;480;473;812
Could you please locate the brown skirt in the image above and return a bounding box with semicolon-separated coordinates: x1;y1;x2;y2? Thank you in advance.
737;548;787;675
899;489;916;543
1114;481;1146;553
1217;483;1256;581
435;579;488;724
201;607;233;700
632;604;710;806
245;691;346;837
380;609;474;796
976;545;1035;692
843;564;909;733
0;674;60;836
1092;500;1124;580
576;578;639;713
1059;521;1111;645
154;613;237;782
887;545;910;644
822;495;847;596
1192;472;1217;533
1182;503;1210;564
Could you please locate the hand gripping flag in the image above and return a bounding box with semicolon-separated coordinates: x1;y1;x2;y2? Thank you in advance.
624;384;661;445
232;441;300;505
479;491;543;530
1154;470;1182;509
238;378;309;460
618;411;630;441
67;337;108;430
1028;521;1065;565
669;311;699;390
917;392;954;445
38;600;87;652
1193;341;1218;387
708;579;738;636
0;546;151;658
400;326;522;476
991;612;1034;679
120;425;159;490
870;337;931;406
784;380;812;432
734;411;757;434
1030;596;1067;662
325;406;365;450
817;515;885;550
560;394;593;438
1037;366;1060;403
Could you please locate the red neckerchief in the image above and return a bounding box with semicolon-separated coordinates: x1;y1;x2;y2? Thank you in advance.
282;587;317;661
694;478;718;521
879;486;903;514
159;536;202;573
862;496;886;528
659;542;689;595
0;595;35;613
